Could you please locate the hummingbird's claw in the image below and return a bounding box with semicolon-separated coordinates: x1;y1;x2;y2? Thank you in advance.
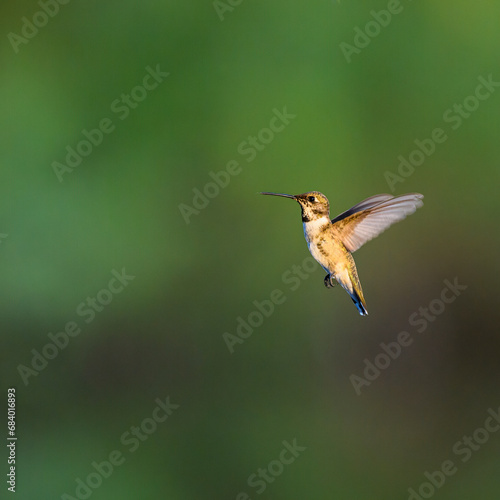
324;274;337;289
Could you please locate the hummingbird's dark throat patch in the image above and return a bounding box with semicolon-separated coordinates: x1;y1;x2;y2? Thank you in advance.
301;205;329;222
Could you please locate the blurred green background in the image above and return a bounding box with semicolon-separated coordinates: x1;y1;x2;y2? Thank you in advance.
1;1;500;499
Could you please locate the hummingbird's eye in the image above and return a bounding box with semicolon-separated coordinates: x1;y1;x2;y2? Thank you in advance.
308;196;316;203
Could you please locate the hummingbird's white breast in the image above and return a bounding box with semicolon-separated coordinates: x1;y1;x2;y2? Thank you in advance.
302;216;332;273
302;216;330;242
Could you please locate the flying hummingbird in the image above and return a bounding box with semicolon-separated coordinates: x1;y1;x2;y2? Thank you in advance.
261;191;424;316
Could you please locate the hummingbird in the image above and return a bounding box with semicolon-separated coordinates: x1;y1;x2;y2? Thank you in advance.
261;191;424;315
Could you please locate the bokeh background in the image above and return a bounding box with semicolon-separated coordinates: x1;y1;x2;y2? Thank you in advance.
1;1;500;499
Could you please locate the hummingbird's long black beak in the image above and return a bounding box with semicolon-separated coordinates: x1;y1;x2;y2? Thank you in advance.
260;192;296;200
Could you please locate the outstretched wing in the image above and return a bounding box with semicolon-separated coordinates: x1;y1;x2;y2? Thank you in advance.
331;194;394;224
332;193;424;252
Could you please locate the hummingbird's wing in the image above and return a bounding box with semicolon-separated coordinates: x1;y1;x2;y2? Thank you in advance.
332;193;424;252
331;194;394;224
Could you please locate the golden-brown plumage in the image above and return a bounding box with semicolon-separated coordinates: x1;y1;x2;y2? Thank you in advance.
261;191;424;315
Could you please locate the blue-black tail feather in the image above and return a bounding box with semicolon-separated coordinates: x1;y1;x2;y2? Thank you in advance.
350;291;368;316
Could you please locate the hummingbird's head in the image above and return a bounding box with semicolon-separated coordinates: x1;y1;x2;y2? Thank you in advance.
260;191;330;222
295;191;330;222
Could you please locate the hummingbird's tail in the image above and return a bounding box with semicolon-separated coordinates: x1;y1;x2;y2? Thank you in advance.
349;289;368;316
343;255;368;316
336;269;369;316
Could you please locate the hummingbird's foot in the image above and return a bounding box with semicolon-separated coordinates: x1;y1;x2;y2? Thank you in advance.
324;274;336;289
